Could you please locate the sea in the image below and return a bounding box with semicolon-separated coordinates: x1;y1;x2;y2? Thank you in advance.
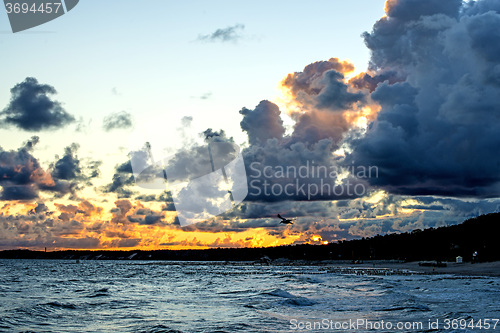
0;260;498;332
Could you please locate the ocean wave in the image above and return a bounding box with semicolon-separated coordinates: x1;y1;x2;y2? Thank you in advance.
378;304;431;312
136;324;184;333
44;301;77;309
87;287;110;298
263;288;316;306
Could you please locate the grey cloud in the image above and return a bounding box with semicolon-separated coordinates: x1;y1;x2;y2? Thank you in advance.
239;100;285;145
0;206;102;249
102;111;133;131
242;137;369;202
197;24;245;43
1;77;74;131
349;70;403;92
0;137;46;200
202;128;232;142
282;58;365;113
282;58;355;97
236;98;374;204
464;0;500;15
0;185;38;201
279;60;370;147
348;0;500;198
52;144;81;180
181;116;193;127
104;144;164;198
315;70;366;111
105;131;237;201
0;138;102;201
127;213;163;225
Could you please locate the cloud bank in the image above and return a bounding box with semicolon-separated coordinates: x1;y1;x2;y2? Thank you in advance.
348;0;500;197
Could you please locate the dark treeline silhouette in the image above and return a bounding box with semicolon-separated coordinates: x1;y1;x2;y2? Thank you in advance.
1;212;499;262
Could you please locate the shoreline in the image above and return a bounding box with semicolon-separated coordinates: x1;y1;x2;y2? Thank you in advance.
1;256;498;277
348;261;500;277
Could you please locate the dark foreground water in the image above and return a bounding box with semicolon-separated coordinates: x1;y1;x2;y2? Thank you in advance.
0;260;499;332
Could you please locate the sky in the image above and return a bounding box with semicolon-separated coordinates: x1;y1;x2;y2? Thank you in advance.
1;0;500;250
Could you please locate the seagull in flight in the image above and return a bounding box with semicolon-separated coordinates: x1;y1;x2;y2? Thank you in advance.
278;214;294;225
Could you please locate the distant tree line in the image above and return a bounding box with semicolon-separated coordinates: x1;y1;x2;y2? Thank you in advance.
1;212;499;262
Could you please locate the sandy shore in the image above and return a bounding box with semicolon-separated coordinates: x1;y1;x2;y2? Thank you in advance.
132;259;500;277
355;261;500;277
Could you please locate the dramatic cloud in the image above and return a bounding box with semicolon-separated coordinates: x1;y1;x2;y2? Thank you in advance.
0;138;100;201
102;111;133;131
103;161;137;198
51;143;81;181
1;77;74;131
197;24;245;43
282;58;364;112
279;58;376;147
347;0;500;198
238;98;373;203
0;137;51;200
7;0;500;250
228;0;500;230
234;60;377;205
239;100;285;145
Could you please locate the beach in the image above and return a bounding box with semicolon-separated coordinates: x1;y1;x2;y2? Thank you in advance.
360;261;500;277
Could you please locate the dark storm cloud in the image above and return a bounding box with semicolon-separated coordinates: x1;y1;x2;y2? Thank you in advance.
30;202;49;214
104;144;165;198
86;160;102;179
100;0;500;232
279;59;371;148
0;185;38;201
347;0;500;198
282;57;364;112
239;100;285;145
52;144;81;180
0;77;74;131
289;108;351;147
238;99;371;203
315;70;366;111
48;143;101;191
282;58;354;96
464;0;500;15
242;137;370;202
202;128;232;142
128;213;163;225
0;137;45;200
104;173;136;198
108;199;165;226
197;24;245;43
0;138;98;201
135;190;174;205
102;111;133;131
349;70;403;92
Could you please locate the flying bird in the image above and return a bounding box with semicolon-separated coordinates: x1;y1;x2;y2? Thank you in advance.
278;214;294;225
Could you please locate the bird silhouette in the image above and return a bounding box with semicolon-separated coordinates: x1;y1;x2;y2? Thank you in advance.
278;214;294;224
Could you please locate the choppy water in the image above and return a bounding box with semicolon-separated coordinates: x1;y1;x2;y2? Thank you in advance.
0;260;499;332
